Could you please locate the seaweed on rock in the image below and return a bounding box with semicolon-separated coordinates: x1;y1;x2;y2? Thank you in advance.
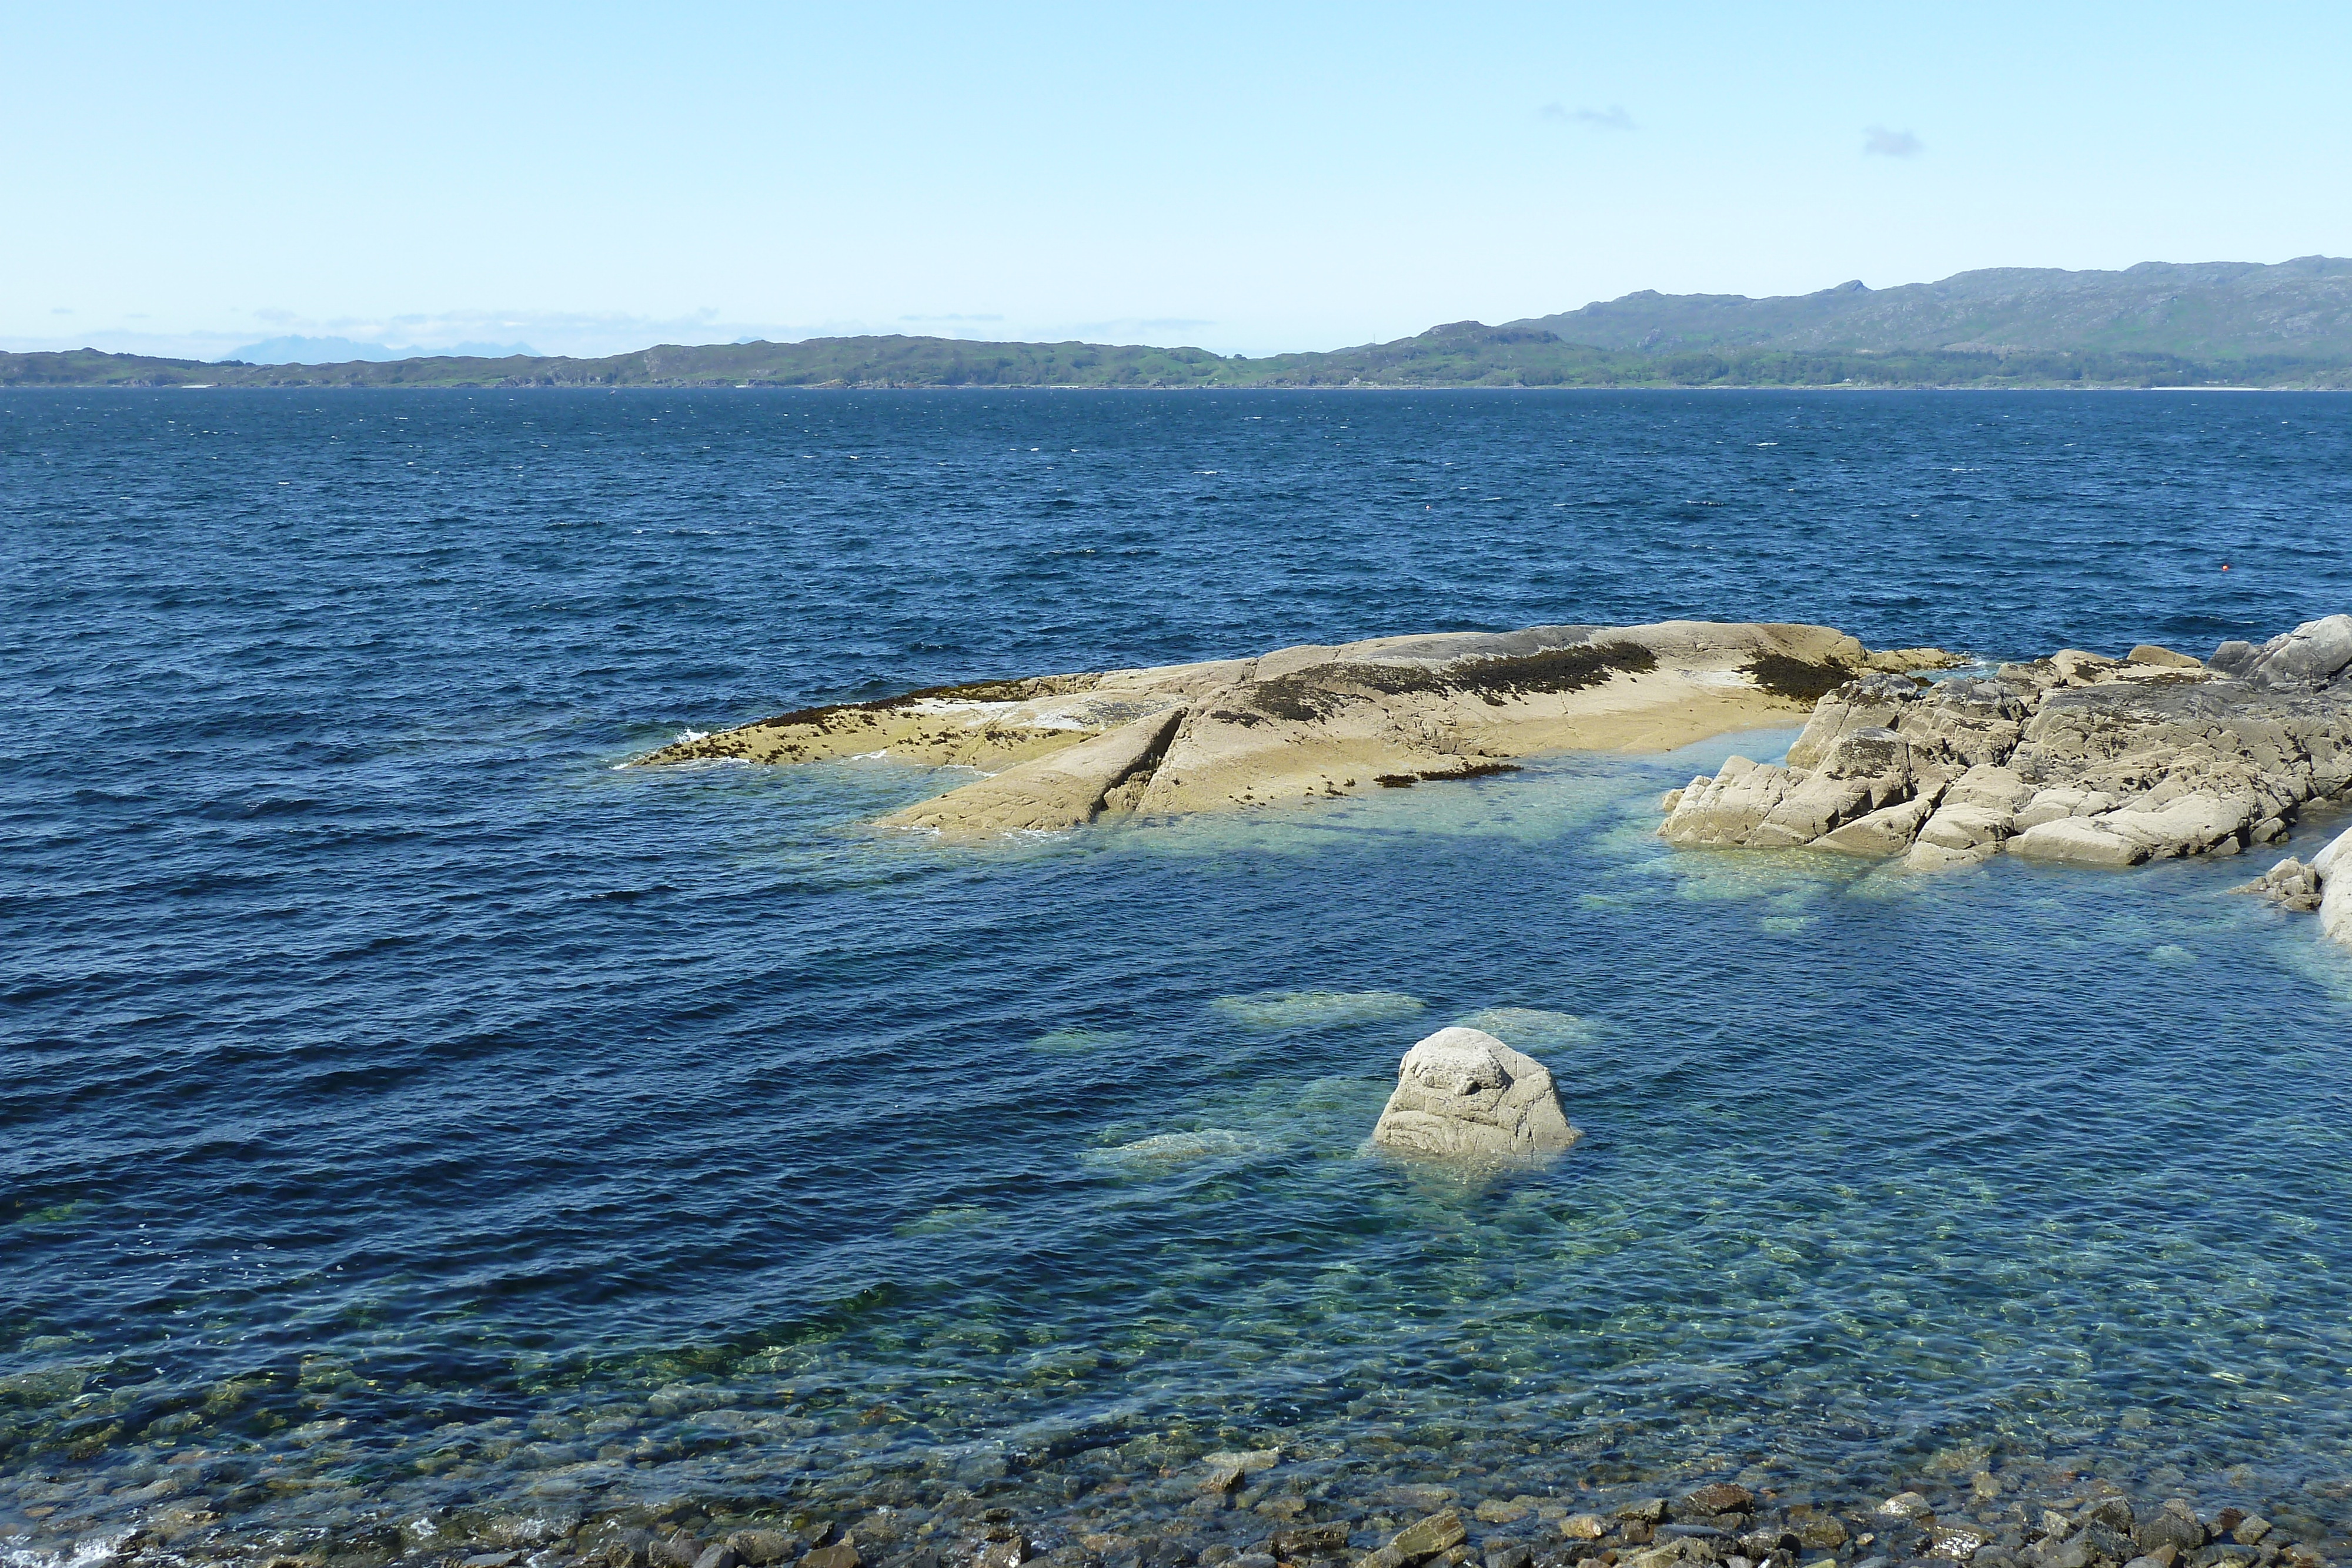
1245;640;1659;722
1742;651;1858;702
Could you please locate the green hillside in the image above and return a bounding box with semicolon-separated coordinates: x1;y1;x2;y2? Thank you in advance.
1511;256;2352;361
12;258;2352;392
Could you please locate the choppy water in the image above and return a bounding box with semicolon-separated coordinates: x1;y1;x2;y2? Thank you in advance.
5;389;2352;1560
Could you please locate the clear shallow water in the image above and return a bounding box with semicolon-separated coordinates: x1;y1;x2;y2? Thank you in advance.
4;389;2352;1559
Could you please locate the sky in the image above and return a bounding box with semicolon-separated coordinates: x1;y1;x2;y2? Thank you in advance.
6;1;2351;361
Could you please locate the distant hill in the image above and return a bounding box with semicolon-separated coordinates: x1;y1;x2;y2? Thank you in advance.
9;260;2352;390
1511;256;2352;360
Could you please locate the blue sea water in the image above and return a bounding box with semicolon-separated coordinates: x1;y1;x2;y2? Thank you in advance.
4;389;2352;1559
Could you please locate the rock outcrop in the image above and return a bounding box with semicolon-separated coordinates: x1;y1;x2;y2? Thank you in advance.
1661;620;2352;878
646;621;1961;837
1370;1028;1579;1163
2234;825;2352;962
2310;825;2352;952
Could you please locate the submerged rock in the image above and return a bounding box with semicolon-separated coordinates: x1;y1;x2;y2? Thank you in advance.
1370;1028;1578;1163
1081;1129;1265;1171
2231;855;2322;912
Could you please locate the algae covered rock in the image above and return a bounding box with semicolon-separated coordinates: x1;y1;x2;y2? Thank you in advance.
1371;1028;1578;1163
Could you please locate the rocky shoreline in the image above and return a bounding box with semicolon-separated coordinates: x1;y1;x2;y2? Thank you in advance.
52;1452;2342;1568
640;621;1957;836
641;614;2352;951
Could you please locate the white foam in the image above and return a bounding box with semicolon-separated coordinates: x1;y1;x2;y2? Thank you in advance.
2;1532;134;1568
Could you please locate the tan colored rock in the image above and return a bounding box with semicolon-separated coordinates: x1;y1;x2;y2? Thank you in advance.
2051;648;2120;686
1388;1512;1467;1560
2317;827;2352;951
2009;817;2150;867
2312;824;2352;881
1917;801;2014;852
1865;646;1969;672
1659;755;1793;846
1813;791;1940;854
2013;787;2116;830
2102;791;2260;858
1941;763;2034;813
646;619;1902;833
876;708;1186;835
2128;644;2204;668
1371;1028;1578;1163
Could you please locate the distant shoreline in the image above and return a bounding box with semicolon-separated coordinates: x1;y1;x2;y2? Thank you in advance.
8;327;2350;393
6;380;2347;393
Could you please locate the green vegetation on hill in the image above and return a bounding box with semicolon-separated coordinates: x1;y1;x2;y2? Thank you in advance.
7;331;2346;390
10;258;2352;391
1512;256;2352;362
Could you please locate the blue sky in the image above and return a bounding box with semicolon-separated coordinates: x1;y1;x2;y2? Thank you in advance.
6;1;2350;359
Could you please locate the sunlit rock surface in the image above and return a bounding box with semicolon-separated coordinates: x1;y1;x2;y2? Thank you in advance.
1370;1027;1579;1163
644;620;1959;836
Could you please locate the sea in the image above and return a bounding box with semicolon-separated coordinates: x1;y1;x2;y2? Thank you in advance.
5;388;2351;1561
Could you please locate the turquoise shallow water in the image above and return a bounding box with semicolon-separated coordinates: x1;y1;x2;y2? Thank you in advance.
4;390;2351;1559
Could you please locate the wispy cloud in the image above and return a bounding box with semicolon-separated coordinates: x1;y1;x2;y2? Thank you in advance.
898;312;1004;323
1863;125;1923;158
1541;102;1635;131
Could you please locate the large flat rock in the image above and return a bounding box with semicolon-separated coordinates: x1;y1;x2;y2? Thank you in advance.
644;619;1943;834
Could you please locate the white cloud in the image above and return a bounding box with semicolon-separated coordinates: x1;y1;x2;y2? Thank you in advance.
1863;125;1923;158
1541;102;1635;131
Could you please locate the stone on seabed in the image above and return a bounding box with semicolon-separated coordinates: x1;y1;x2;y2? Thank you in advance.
1371;1028;1579;1162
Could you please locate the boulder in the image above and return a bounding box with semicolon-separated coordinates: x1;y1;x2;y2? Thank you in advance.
2236;855;2323;911
2102;791;2260;858
1917;802;2016;852
1661;747;1898;849
1659;756;1794;846
2315;824;2352;881
1786;673;1922;769
2050;649;2119;685
2209;638;2257;675
1371;1028;1579;1162
2129;644;2204;668
2132;1502;2206;1556
2246;613;2352;687
2323;860;2352;952
1813;791;1939;854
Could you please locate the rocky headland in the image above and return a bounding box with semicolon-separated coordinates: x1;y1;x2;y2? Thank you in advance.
644;614;2352;954
643;621;1955;834
1655;615;2352;951
647;616;2352;854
